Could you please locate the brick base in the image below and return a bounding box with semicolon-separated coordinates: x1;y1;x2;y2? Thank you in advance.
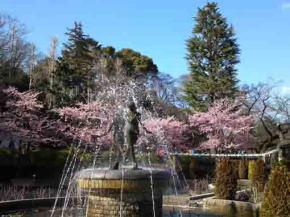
86;190;163;217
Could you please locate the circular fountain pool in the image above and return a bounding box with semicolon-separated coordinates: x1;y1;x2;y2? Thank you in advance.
1;207;224;217
75;167;171;217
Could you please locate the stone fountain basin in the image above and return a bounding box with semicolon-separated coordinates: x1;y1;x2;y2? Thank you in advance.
75;167;171;216
75;167;171;192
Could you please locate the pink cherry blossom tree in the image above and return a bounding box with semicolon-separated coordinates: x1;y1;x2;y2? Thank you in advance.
54;102;114;146
1;87;191;153
0;87;53;151
189;99;253;150
143;117;191;152
0;87;115;150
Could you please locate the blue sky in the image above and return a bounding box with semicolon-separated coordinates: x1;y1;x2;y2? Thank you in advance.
1;0;290;90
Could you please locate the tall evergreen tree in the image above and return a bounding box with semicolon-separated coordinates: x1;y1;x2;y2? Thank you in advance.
53;22;101;107
183;2;240;111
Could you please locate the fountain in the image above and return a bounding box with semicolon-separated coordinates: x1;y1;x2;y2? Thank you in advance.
74;100;171;217
0;90;256;217
76;168;170;217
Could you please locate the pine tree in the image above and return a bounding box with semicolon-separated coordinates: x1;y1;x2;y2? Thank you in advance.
183;2;240;111
53;22;101;107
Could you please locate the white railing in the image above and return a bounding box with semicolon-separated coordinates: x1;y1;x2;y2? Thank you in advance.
171;148;279;158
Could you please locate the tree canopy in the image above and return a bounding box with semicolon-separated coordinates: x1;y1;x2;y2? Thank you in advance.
183;2;240;111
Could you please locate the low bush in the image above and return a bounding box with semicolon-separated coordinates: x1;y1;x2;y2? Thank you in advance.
238;160;248;179
215;159;238;200
260;164;290;217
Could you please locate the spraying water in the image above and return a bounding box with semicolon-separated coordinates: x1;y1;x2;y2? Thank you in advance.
50;78;189;217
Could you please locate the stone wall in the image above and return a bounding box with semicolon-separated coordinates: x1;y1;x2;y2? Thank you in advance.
86;189;162;217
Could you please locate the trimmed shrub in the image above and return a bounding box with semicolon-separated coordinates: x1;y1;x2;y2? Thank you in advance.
215;159;238;200
248;160;255;180
273;159;290;170
238;160;248;179
250;159;265;192
260;164;290;217
231;160;240;178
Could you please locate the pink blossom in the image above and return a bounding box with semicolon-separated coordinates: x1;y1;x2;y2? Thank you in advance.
0;87;114;147
54;102;114;146
0;87;51;144
143;117;191;151
189;99;253;150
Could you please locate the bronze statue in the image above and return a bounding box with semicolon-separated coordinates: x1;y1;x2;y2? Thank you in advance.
124;101;140;169
111;100;140;170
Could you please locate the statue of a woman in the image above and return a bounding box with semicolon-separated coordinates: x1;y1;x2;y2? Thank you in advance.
124;101;140;169
111;101;140;170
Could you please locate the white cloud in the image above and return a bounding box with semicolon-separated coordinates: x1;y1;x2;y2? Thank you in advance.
280;86;290;95
281;2;290;10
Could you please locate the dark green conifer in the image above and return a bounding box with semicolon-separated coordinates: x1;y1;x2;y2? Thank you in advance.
53;22;100;106
183;2;240;111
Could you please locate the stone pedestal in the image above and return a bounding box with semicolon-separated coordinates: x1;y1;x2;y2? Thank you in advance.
76;168;170;217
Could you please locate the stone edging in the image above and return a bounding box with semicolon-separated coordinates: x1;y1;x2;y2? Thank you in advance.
189;192;215;201
0;197;65;213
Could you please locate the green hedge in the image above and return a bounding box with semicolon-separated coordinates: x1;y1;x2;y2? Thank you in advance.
0;148;18;166
0;148;80;181
178;156;215;179
177;156;192;178
29;148;72;166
